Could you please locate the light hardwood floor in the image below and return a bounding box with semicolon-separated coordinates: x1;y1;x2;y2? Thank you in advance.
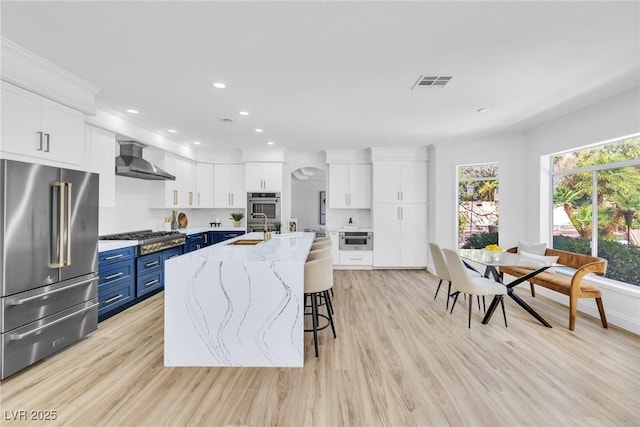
2;269;639;426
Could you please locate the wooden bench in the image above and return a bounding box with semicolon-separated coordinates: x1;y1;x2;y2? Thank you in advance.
499;247;608;331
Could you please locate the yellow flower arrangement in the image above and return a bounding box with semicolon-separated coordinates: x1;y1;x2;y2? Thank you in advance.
485;244;504;252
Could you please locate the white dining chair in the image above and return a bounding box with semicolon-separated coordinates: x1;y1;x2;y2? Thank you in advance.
429;242;454;309
443;248;508;328
429;242;482;310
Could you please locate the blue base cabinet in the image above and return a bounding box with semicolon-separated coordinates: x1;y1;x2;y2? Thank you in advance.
209;230;245;245
98;245;184;322
98;247;135;318
185;233;206;253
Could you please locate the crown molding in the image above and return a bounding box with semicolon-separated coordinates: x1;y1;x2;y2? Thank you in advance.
370;146;429;162
1;37;99;114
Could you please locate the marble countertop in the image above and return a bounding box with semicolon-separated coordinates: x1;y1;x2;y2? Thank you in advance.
164;231;315;367
330;227;373;232
98;240;138;252
181;226;246;235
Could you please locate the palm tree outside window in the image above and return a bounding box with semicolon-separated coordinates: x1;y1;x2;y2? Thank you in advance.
551;135;640;286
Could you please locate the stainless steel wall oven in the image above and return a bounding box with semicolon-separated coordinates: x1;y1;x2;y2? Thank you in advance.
247;192;281;230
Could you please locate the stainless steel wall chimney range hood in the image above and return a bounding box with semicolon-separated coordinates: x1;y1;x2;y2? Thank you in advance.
115;141;175;180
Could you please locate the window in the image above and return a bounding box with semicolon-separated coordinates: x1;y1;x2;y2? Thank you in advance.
457;163;499;248
551;135;640;286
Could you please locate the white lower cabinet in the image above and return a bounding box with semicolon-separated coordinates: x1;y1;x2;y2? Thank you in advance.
330;231;340;265
339;250;373;266
373;203;427;267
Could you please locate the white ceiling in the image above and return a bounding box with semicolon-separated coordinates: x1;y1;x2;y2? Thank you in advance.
1;1;638;153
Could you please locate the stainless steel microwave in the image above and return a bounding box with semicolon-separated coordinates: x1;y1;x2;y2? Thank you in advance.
339;231;373;250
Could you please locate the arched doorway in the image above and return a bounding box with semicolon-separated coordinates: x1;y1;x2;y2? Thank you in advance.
290;166;326;232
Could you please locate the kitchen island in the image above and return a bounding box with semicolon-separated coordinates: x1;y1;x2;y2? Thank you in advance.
164;232;315;367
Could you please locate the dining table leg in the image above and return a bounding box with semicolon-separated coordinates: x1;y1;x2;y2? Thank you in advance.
481;296;501;324
507;289;553;328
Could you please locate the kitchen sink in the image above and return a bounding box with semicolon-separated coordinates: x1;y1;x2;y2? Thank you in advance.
227;239;263;245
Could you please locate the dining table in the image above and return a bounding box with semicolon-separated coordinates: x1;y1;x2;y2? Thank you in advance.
459;249;556;328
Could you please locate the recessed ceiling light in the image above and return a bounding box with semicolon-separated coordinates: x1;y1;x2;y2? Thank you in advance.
267;141;275;146
255;128;263;133
126;109;139;114
477;107;490;113
239;111;249;116
193;141;202;145
167;129;177;133
212;82;226;89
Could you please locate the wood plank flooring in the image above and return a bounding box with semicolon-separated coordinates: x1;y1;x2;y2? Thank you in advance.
2;269;639;426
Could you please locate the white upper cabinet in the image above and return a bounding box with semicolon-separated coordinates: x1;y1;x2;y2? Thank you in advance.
373;161;427;204
1;82;85;167
196;163;214;208
213;164;245;208
328;164;371;209
148;152;197;208
181;159;197;208
86;125;116;207
245;162;282;192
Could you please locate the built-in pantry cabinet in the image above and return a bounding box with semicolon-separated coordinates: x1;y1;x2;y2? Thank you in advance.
245;162;283;192
371;153;428;268
1;81;85;167
328;164;371;209
86;125;116;207
372;162;427;204
195;163;214;208
213;164;245;208
373;203;428;267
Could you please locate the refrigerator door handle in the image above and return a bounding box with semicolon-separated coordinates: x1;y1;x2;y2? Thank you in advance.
8;302;99;341
7;276;97;306
65;181;72;266
51;182;66;268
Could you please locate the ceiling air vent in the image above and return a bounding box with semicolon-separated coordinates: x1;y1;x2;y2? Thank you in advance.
412;75;452;89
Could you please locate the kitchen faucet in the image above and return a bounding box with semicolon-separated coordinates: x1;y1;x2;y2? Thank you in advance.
251;213;271;242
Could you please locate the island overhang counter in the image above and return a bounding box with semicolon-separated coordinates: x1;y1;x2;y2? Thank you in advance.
164;232;315;367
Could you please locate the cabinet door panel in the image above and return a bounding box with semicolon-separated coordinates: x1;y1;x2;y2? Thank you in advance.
348;164;371;208
87;126;116;207
196;163;214;208
262;163;283;192
328;164;349;208
245;163;264;192
230;165;245;208
373;204;399;267
213;164;231;207
41;98;85;166
372;163;399;204
181;160;197;207
399;204;428;267
1;82;42;157
400;162;427;203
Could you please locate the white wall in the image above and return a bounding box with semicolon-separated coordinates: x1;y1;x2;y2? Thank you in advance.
428;132;528;251
99;176;244;235
524;88;640;334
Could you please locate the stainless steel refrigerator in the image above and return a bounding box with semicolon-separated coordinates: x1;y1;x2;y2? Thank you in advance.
0;159;99;379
